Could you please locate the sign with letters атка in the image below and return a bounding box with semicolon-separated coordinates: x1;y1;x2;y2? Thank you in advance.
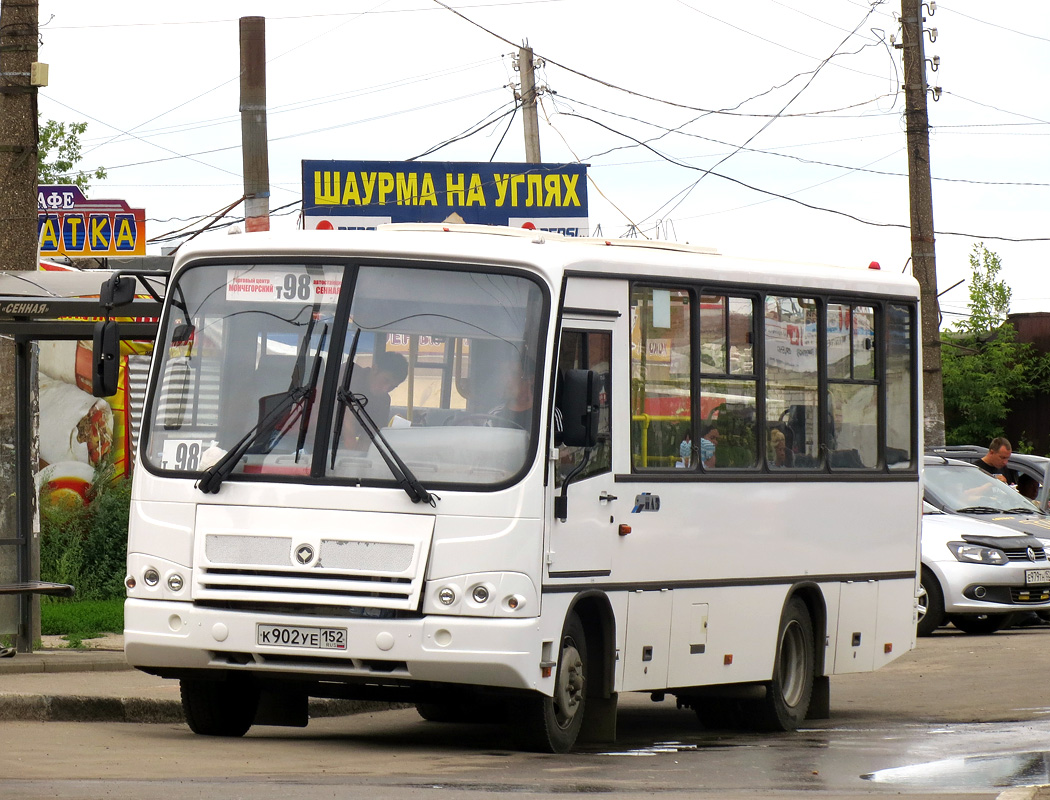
37;185;146;256
302;160;589;236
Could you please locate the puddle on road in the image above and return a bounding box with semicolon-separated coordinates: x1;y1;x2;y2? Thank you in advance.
863;751;1050;789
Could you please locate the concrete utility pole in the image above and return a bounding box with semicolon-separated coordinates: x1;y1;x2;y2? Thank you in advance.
900;0;944;447
0;0;40;649
239;16;270;232
519;44;541;163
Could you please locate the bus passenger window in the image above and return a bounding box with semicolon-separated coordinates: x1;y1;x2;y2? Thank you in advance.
886;304;914;469
630;286;690;470
765;296;820;468
557;330;611;485
827;304;878;469
699;295;758;469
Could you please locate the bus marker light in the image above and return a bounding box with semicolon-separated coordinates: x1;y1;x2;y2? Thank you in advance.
125;576;136;589
723;654;733;665
884;643;893;653
618;524;632;536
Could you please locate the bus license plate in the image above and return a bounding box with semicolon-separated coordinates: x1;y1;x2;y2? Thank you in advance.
257;624;347;650
1026;569;1050;585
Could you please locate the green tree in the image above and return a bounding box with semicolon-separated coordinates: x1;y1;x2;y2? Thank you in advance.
941;244;1050;444
37;119;106;191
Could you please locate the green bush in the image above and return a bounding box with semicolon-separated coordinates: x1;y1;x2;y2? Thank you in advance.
40;597;123;644
39;468;130;601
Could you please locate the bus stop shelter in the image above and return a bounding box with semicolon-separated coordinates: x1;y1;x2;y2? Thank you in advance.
0;268;162;653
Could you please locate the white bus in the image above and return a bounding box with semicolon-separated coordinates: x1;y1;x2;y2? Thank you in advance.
96;225;921;752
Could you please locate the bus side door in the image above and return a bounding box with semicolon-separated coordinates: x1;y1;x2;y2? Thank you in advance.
548;279;625;577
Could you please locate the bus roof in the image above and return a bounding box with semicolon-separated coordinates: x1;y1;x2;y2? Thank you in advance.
173;225;920;300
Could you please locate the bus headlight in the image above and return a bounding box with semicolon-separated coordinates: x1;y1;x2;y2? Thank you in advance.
143;568;160;587
425;572;537;617
167;573;184;592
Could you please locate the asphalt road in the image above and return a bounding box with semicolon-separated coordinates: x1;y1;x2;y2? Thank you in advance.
3;625;1050;800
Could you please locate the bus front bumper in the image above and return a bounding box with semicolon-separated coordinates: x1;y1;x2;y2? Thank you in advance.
124;599;548;693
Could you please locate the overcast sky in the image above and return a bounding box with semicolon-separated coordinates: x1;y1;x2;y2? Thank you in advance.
36;0;1050;322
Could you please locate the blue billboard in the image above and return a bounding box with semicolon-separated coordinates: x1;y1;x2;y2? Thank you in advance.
302;160;589;236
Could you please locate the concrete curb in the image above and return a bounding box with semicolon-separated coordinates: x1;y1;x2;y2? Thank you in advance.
0;694;406;724
997;788;1050;800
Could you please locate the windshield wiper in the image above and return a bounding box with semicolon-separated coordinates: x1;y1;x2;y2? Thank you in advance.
335;387;436;506
331;349;436;506
956;506;1004;514
294;325;328;463
196;322;328;494
1004;506;1042;514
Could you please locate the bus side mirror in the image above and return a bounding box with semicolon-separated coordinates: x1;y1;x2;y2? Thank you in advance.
560;369;599;448
92;319;121;397
100;274;136;308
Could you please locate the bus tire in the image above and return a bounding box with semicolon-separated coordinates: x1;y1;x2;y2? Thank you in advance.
749;596;814;732
180;676;259;737
516;612;588;753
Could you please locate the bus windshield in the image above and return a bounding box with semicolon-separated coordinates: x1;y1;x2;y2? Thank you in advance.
143;261;547;489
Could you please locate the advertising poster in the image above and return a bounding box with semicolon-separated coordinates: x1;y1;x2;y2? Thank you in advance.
302;160;589;235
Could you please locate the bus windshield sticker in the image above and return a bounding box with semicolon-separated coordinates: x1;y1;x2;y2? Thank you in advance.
225;270;341;305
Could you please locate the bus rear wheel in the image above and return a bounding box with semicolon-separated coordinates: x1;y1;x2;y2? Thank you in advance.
516;612;588;753
748;597;814;732
180;676;259;737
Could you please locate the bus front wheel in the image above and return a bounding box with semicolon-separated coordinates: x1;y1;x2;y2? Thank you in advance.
516;612;588;753
748;597;815;732
180;676;259;737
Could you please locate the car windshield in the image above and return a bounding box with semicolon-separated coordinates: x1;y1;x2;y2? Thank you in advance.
924;462;1043;515
142;261;547;489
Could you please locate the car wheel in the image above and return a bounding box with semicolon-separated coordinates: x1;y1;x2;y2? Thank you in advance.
916;567;946;637
948;613;1011;635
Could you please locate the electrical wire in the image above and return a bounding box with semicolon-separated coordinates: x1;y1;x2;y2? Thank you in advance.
638;2;885;225
548;112;1050;243
557;96;1050;188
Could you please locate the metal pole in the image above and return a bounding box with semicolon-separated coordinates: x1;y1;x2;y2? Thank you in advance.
240;16;270;232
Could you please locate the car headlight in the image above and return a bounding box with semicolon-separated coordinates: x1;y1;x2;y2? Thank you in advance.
948;541;1007;565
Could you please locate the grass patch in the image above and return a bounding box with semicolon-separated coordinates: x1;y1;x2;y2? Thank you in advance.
40;598;123;647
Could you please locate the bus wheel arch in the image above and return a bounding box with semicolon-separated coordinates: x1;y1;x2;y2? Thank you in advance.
749;586;823;731
516;592;617;752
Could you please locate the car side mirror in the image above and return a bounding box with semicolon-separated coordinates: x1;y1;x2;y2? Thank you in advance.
560;369;599;449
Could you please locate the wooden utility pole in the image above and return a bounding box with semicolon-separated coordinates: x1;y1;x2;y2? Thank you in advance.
0;0;40;649
519;44;541;163
900;0;944;447
239;16;270;232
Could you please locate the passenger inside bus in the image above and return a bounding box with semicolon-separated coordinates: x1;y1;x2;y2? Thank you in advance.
342;351;409;450
699;423;718;468
488;356;535;430
768;427;793;468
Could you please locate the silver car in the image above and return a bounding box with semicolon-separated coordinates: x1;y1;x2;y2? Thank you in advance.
919;456;1050;636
